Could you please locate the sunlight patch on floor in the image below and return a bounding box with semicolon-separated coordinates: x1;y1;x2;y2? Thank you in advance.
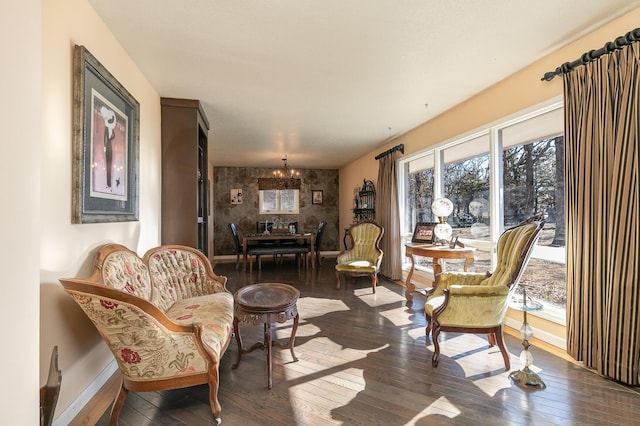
378;306;415;327
471;373;512;397
406;396;461;424
296;296;350;319
408;325;427;342
353;286;405;306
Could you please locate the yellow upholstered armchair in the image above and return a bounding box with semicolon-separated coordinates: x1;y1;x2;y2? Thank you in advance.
425;215;545;369
335;221;384;293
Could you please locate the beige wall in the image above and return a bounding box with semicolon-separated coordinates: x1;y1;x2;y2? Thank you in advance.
339;7;640;343
39;0;162;422
339;156;378;236
0;0;41;423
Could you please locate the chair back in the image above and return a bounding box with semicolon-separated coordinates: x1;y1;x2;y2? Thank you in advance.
229;223;242;252
315;221;327;250
342;222;384;264
481;215;545;289
95;244;153;301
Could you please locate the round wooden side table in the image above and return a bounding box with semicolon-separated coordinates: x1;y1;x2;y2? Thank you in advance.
232;282;300;389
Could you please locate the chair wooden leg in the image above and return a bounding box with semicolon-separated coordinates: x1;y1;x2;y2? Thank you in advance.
371;273;377;293
431;325;441;367
110;376;128;426
488;333;497;347
494;326;511;370
336;271;342;289
425;315;433;342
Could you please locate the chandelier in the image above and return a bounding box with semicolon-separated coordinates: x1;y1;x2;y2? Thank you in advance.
272;156;300;189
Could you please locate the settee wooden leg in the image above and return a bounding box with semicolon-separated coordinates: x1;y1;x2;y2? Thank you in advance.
208;366;222;425
110;376;127;426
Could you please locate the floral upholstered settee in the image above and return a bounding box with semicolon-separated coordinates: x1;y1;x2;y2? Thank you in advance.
60;244;234;425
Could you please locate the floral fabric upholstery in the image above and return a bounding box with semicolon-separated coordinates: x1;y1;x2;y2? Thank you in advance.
146;247;227;312
67;291;209;381
101;250;152;300
166;293;234;360
61;244;234;382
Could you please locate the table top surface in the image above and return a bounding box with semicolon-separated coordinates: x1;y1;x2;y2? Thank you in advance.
244;233;314;239
404;242;476;254
235;283;300;312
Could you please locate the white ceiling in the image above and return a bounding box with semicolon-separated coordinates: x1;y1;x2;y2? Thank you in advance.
88;0;639;169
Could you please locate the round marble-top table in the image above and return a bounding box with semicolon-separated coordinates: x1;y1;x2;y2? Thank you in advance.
232;282;300;389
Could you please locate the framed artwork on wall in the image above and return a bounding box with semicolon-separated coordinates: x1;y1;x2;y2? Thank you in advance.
312;190;323;205
72;45;140;223
231;188;243;204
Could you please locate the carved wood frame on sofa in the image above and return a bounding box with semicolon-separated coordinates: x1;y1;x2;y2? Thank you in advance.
60;244;235;425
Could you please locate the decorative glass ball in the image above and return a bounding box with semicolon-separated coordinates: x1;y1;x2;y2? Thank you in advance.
434;223;453;243
520;322;534;341
520;349;534;367
431;197;454;218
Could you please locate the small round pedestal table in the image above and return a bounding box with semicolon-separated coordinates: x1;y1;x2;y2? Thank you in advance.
232;283;300;389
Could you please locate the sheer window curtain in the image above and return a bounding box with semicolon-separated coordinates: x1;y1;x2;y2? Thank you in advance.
377;151;402;280
564;42;640;385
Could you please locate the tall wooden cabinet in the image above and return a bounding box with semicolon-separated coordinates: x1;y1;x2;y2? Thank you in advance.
160;98;210;255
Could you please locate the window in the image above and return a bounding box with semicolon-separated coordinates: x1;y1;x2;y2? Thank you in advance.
399;100;566;314
259;189;299;214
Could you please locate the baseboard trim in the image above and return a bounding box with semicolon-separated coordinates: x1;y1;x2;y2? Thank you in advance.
55;360;118;426
504;316;566;351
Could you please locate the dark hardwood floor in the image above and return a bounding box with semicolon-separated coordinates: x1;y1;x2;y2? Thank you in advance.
97;256;640;425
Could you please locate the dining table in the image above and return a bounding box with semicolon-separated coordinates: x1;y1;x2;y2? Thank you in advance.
242;232;316;271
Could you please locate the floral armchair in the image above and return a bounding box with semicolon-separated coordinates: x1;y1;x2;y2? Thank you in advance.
425;216;545;369
60;244;234;425
335;221;384;293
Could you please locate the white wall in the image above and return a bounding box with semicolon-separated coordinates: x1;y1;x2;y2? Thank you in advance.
0;0;41;423
39;0;162;422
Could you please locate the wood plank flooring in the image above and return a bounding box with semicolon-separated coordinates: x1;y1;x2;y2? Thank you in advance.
97;256;640;425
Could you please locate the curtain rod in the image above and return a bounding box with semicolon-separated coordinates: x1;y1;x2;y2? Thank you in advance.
541;27;640;81
375;143;404;160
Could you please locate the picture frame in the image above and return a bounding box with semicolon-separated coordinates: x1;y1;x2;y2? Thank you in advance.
230;188;243;204
412;222;437;243
449;236;459;249
312;190;323;205
72;45;140;223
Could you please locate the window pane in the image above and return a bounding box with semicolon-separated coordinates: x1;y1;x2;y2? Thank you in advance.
260;190;277;211
280;189;299;213
443;136;490;240
503;134;566;307
503;136;564;228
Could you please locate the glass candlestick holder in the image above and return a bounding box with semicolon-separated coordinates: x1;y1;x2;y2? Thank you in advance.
508;285;547;389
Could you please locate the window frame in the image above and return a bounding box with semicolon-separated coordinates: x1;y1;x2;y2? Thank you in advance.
259;189;300;214
398;97;565;319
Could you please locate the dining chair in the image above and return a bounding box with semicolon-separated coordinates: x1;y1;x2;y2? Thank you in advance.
335;221;384;293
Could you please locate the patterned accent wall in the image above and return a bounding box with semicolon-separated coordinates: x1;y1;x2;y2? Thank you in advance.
213;167;340;256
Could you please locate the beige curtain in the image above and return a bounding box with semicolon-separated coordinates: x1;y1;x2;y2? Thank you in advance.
377;151;402;280
564;42;640;385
